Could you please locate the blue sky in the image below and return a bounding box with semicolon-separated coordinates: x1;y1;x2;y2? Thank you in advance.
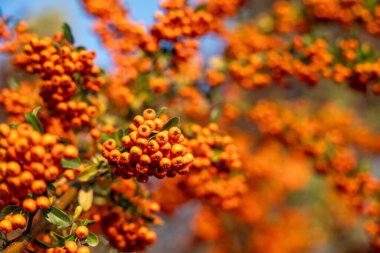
0;0;224;69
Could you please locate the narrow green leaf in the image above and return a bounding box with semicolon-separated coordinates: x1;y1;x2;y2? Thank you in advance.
82;219;89;226
62;23;75;44
210;107;221;122
85;232;99;247
8;123;19;129
77;164;98;182
123;128;131;136
76;46;86;51
35;239;55;249
43;206;72;229
7;77;19;89
32;106;41;116
162;117;180;130
25;112;43;133
73;206;83;221
47;183;56;192
195;3;207;12
59;234;75;246
156;106;168;117
0;205;19;217
100;133;112;142
114;129;123;147
61;157;81;169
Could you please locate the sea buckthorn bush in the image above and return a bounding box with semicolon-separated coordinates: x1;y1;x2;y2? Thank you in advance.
2;0;380;252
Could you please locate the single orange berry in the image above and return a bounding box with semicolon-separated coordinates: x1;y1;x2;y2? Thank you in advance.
11;214;27;229
0;219;13;233
36;196;50;210
64;241;78;253
22;198;37;213
77;246;91;253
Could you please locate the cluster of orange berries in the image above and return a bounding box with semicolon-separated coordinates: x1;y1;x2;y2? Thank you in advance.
185;123;242;173
223;29;380;92
29;227;91;253
151;0;213;41
83;179;160;252
13;35;103;106
55;101;98;129
0;213;27;234
0;82;40;123
155;123;246;211
303;0;380;35
102;109;193;182
0;19;33;53
0;123;79;209
100;206;157;252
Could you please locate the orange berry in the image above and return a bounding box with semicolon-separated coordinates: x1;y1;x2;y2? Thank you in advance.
77;246;91;253
6;161;21;177
0;219;13;233
64;241;78;253
31;180;47;195
142;108;156;120
63;145;79;159
103;139;117;151
137;125;151;138
22;198;37;213
156;131;169;145
36;196;50;210
75;225;89;239
11;214;27;229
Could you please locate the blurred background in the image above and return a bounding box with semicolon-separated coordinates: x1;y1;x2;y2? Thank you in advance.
2;1;380;252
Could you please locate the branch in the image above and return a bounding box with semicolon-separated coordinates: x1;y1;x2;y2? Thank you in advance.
3;187;78;253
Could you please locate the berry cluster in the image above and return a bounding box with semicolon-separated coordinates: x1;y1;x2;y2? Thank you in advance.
13;36;103;107
102;109;193;182
0;213;27;234
185;123;242;174
101;206;157;252
0;123;79;209
55;101;98;129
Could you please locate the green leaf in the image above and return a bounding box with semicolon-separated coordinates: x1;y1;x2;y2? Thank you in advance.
43;206;72;229
114;129;123;147
210;107;221;122
61;157;81;169
156;106;168;117
25;112;44;133
73;206;83;221
78;188;93;211
52;41;61;49
81;219;89;226
100;133;112;142
8;123;19;129
76;46;86;51
7;77;19;89
59;234;75;246
32;106;41;116
77;164;98;182
195;3;207;12
35;239;55;249
162;117;180;130
85;232;99;247
47;183;56;192
62;23;75;44
123;128;131;136
0;205;19;217
50;232;63;244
